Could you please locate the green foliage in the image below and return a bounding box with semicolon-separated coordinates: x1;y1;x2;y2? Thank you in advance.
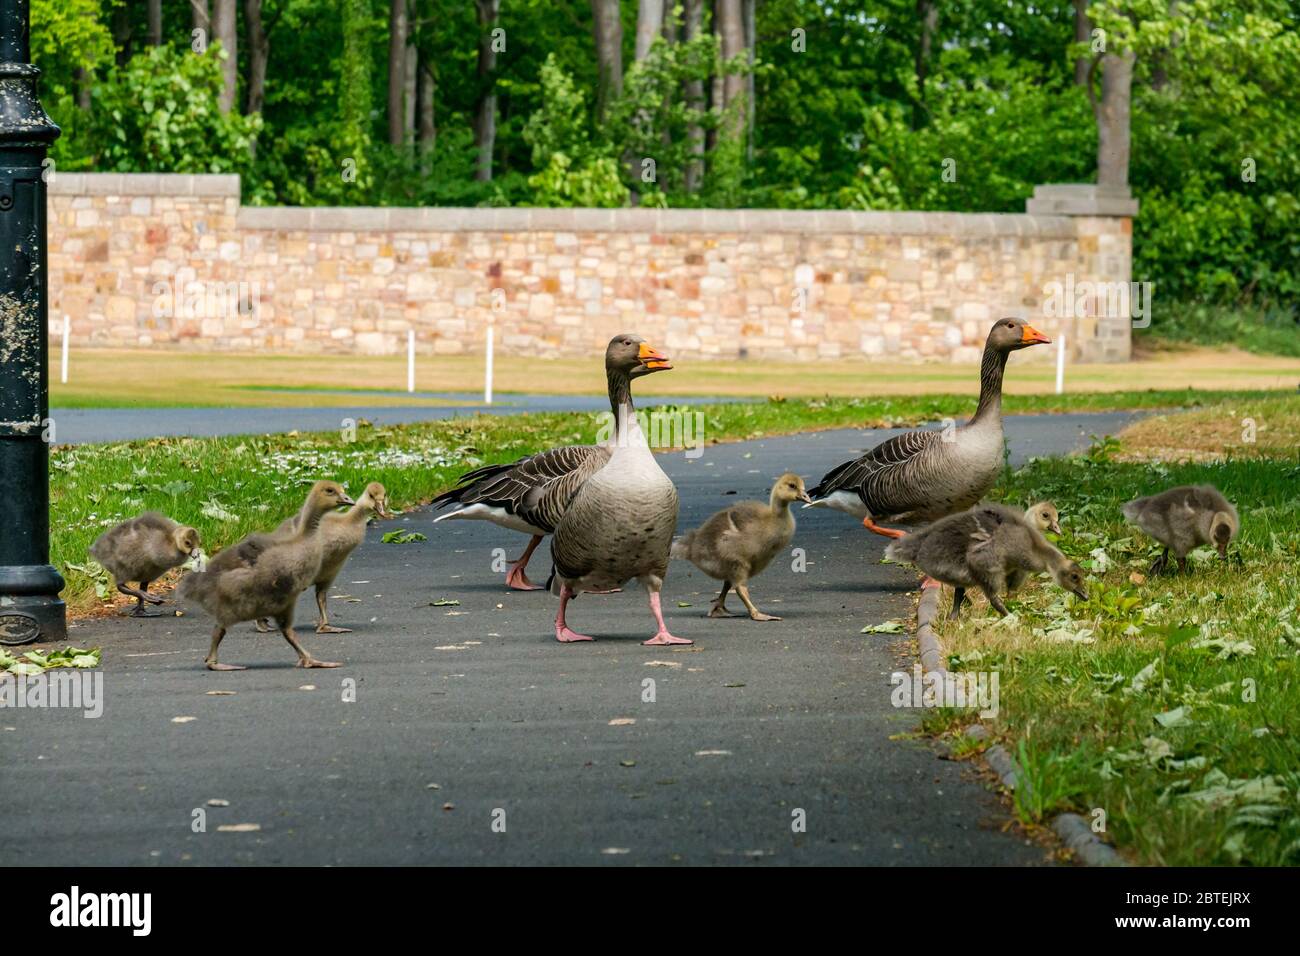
87;44;260;175
24;0;1300;325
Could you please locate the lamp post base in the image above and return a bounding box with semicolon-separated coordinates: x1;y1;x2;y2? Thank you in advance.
0;565;67;646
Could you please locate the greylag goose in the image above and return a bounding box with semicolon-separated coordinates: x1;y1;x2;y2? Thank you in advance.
805;318;1051;538
256;481;391;633
1122;484;1238;574
671;472;810;621
178;481;353;670
886;502;1088;619
90;513;201;617
548;334;685;645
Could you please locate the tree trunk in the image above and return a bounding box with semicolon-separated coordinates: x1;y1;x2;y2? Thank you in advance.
1093;50;1134;187
113;2;132;66
213;0;238;114
192;0;211;39
743;0;754;160
913;0;937;128
418;57;436;171
1073;0;1090;86
707;0;723;152
148;0;163;46
591;0;623;120
404;31;418;145
718;0;744;110
387;0;409;147
683;0;705;191
473;0;499;181
635;0;664;61
73;67;92;110
245;0;269;115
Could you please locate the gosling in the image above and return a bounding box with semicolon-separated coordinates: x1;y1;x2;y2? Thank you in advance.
1024;501;1062;535
178;481;353;670
89;513;201;617
886;502;1088;619
1122;484;1239;574
256;481;391;633
671;472;810;622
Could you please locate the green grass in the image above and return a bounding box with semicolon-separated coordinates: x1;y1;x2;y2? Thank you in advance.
924;395;1300;865
56;389;1295;617
1142;303;1300;358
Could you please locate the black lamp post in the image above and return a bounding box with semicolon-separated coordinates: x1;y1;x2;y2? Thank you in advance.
0;0;64;645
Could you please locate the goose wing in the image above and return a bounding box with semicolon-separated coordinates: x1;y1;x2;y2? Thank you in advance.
432;445;611;533
808;428;942;516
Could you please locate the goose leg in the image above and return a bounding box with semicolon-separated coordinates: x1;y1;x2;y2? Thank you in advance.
643;591;692;645
948;587;966;621
863;516;906;539
254;618;274;632
708;581;737;618
1176;556;1189;574
554;584;595;642
315;585;352;633
506;535;544;591
1149;547;1169;576
281;622;342;668
119;581;163;617
205;626;246;671
734;583;781;622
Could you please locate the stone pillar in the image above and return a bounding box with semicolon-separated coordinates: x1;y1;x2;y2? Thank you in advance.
1025;184;1139;363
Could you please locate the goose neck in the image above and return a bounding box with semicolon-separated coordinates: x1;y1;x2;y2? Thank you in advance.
971;345;1009;423
608;368;635;423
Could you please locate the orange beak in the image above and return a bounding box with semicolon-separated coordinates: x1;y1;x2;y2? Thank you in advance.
1021;324;1051;345
638;342;672;371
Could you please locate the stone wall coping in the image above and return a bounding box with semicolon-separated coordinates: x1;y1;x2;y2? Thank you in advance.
236;205;1078;237
49;173;240;197
48;173;1090;236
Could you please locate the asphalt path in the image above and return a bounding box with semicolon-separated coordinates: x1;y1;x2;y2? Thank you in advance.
50;394;751;445
0;412;1138;866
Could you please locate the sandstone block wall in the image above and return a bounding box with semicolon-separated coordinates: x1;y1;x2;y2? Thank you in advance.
47;174;1135;364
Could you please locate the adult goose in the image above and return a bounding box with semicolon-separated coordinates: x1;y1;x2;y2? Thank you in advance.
549;333;687;645
805;317;1051;537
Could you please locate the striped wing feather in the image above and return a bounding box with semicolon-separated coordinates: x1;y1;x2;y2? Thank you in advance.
432;445;611;533
809;428;941;517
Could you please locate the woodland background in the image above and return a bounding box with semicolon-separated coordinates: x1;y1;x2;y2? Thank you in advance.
33;0;1300;350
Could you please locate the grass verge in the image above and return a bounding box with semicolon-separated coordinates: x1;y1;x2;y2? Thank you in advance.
918;393;1300;865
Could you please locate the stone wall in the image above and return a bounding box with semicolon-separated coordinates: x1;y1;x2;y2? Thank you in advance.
47;174;1135;363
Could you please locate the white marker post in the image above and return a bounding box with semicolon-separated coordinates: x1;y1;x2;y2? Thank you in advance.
1055;331;1066;395
60;314;69;384
407;328;415;393
484;318;494;405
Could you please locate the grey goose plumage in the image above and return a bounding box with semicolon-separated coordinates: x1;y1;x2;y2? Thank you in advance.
90;512;201;617
805;318;1051;536
1122;484;1239;574
671;472;810;621
177;480;353;670
886;502;1088;619
548;334;689;645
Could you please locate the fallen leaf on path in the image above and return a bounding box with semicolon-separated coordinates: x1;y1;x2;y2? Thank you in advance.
206;799;230;807
217;823;261;833
644;660;681;668
609;718;636;726
206;690;235;696
695;749;731;756
171;716;196;724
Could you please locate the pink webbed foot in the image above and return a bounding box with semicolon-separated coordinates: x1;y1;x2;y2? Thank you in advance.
506;564;543;591
920;576;942;590
642;631;692;646
555;623;594;643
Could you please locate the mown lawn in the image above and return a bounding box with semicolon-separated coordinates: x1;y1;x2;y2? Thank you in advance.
55;388;1293;617
919;393;1300;865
